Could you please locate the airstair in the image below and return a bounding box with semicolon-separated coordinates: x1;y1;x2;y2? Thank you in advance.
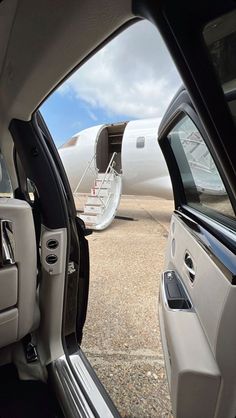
74;152;122;230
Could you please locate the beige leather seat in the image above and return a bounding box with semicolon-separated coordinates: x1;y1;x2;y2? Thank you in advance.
0;198;38;349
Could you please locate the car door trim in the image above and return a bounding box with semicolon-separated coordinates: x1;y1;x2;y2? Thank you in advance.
175;208;236;284
51;351;120;418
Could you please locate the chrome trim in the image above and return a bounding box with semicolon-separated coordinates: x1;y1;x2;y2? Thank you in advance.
174;210;236;283
161;270;194;312
0;220;15;266
181;206;236;243
184;251;196;281
70;354;116;418
52;355;94;418
52;353;120;418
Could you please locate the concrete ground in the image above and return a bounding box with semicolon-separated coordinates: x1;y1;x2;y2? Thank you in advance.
81;196;174;418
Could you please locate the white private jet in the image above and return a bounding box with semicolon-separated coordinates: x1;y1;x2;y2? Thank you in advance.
59;117;226;230
58;118;173;230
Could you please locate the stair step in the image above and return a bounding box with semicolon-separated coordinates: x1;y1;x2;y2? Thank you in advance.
85;202;101;207
86;196;108;205
97;173;115;181
95;179;112;188
91;188;109;197
84;222;97;227
79;214;99;224
84;205;103;214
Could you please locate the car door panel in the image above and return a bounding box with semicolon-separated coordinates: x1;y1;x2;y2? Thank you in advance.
159;296;220;418
160;213;225;417
161;210;236;418
158;94;236;418
166;213;232;354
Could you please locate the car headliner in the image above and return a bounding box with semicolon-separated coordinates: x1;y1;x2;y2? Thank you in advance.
0;0;134;125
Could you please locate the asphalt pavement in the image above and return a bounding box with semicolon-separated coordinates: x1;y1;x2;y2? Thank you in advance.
82;196;173;418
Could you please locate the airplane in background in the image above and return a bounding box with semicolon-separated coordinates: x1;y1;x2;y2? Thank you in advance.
59;117;226;230
59;118;173;230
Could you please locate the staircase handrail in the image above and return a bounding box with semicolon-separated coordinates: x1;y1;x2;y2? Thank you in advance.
96;152;117;199
74;152;97;195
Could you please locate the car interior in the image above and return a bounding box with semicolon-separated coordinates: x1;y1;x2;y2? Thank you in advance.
0;0;236;417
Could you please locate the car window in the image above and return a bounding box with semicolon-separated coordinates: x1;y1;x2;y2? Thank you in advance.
0;154;12;197
203;9;236;117
168;115;235;220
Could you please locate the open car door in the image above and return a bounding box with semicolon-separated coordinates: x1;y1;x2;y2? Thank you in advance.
158;87;236;418
133;1;236;417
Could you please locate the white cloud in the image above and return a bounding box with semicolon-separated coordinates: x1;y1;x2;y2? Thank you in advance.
86;108;98;121
59;20;182;120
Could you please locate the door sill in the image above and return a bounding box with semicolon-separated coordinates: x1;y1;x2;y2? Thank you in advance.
51;349;120;418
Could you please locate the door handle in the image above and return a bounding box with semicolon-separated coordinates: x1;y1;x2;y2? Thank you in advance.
184;252;195;282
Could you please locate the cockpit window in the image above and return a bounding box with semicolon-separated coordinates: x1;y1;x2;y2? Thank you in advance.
60;136;79;149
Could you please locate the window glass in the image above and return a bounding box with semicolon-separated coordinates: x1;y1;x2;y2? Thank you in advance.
0;154;12;197
136;136;145;148
203;10;236;116
168;115;234;219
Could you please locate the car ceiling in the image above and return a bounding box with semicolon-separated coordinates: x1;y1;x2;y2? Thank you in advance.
0;0;133;125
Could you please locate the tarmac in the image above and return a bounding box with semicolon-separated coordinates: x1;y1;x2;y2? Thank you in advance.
81;196;174;418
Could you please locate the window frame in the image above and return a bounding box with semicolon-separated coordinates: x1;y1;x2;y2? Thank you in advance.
159;95;236;232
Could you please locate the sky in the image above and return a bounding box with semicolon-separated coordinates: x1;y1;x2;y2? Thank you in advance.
40;20;181;148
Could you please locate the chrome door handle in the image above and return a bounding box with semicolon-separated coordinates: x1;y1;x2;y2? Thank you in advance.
184;252;195;282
